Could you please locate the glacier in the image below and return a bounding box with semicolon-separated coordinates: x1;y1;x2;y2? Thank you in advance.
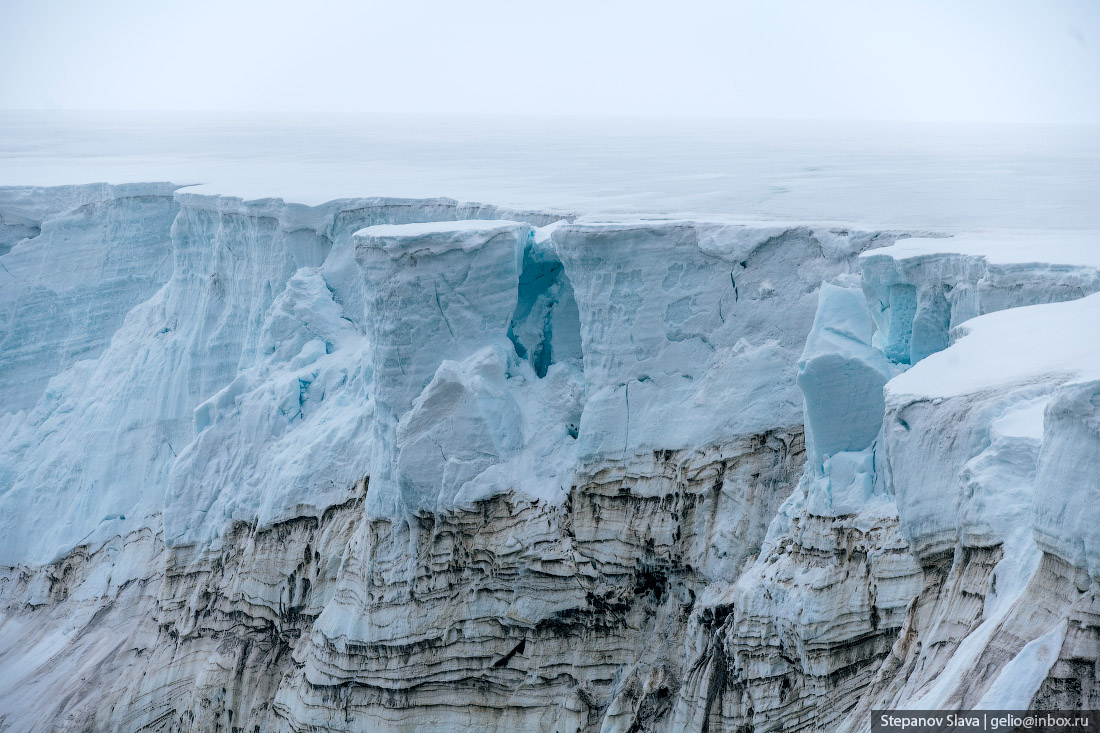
0;175;1098;733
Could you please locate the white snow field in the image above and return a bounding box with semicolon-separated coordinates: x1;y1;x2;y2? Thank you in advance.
0;114;1098;732
3;111;1100;230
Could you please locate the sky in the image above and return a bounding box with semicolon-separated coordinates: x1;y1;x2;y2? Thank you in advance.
1;0;1098;124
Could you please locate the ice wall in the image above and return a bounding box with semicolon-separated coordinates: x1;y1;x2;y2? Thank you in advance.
0;183;180;413
686;231;1100;731
0;190;569;567
553;223;891;470
2;181;1100;732
355;220;574;518
267;222;887;733
1033;379;1100;579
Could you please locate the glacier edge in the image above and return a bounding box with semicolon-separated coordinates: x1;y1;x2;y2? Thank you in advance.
0;184;1098;732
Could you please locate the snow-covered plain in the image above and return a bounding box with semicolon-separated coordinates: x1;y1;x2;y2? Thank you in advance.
3;112;1100;230
1;114;1099;732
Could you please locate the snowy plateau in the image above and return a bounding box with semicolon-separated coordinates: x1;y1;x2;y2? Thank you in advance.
0;118;1099;732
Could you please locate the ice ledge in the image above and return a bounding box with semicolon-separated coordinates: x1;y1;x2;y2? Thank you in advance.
354;219;528;258
174;189;571;229
0;182;182;222
886;292;1100;400
355;219;527;238
860;230;1100;365
864;231;1100;268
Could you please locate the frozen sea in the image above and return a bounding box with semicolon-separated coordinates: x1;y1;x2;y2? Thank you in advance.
1;111;1098;232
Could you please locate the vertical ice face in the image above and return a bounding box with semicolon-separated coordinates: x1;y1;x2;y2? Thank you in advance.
694;232;1100;730
0;183;180;413
6;177;1100;731
0;193;559;566
162;267;371;551
320;199;569;336
796;282;894;473
552;222;887;468
354;221;531;517
0;194;339;565
1032;379;1100;580
0;211;40;254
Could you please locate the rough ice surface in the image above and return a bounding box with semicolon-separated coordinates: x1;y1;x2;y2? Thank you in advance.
0;192;352;564
355;219;583;518
356;219;527;422
884;293;1100;558
860;232;1100;364
713;230;1100;731
0;193;564;566
975;622;1067;710
0;183;180;413
1;168;1099;732
163;268;371;551
553;222;886;470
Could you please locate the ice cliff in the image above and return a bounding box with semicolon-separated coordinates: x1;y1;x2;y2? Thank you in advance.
0;183;1097;732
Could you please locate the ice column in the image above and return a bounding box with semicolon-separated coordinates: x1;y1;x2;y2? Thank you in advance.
354;220;529;516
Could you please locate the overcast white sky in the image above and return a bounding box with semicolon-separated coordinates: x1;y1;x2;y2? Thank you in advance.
1;0;1098;124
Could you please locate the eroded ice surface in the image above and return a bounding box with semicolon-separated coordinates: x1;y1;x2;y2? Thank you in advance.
1;163;1099;731
554;222;888;469
0;183;180;413
0;191;563;565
